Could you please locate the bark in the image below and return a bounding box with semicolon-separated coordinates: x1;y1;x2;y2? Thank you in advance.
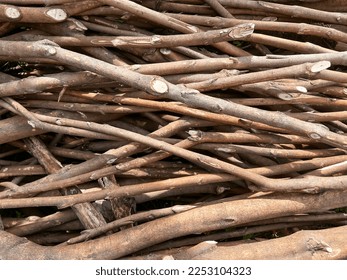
2;40;347;150
23;136;107;229
134;226;347;260
1;0;347;261
112;24;254;48
169;13;347;44
0;4;67;23
218;0;347;25
100;0;250;56
204;0;235;18
10;24;254;48
0;190;346;259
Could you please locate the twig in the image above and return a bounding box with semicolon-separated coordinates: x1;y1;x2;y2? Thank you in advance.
100;0;250;56
2;154;347;207
6;210;76;236
169;13;347;44
204;0;235;18
218;0;347;25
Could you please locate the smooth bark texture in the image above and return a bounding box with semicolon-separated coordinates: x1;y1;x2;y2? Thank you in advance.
133;226;347;260
1;0;347;260
1;41;347;150
0;190;346;259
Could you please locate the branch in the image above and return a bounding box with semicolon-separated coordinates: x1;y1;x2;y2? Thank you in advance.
0;190;346;259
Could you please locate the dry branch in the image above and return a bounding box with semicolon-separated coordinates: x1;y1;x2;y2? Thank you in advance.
218;0;347;25
0;4;68;23
1;0;347;260
2;41;347;150
134;225;347;260
0;190;346;259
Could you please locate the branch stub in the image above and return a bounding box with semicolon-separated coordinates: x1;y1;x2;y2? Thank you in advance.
46;8;67;22
150;78;169;95
5;7;21;20
310;61;331;73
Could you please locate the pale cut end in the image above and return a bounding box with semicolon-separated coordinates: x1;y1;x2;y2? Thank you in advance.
296;86;307;93
309;132;321;140
217;147;233;153
112;39;125;47
187;129;203;141
262;17;278;22
203;240;218;245
278;93;293;100
230;23;255;39
162;255;175;260
68;18;88;31
187;25;199;33
5;7;21;19
44;46;57;56
325;246;333;253
160;48;171;55
150;35;161;44
172;205;196;213
310;61;331;73
150;78;168;95
46;8;67;22
27;120;36;128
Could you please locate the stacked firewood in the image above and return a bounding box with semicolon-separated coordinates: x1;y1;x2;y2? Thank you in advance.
0;0;346;260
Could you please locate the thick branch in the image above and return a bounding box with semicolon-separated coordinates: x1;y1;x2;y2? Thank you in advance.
0;190;346;259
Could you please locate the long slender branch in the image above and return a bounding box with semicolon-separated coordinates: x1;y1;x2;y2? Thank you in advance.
11;24;254;48
218;0;347;25
100;0;250;56
2;40;347;150
2;154;347;208
168;13;347;44
0;190;346;259
1;0;347;260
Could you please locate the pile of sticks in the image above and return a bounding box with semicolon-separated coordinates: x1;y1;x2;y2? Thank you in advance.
0;0;347;260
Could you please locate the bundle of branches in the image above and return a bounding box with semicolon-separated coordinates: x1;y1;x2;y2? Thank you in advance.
0;0;347;260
